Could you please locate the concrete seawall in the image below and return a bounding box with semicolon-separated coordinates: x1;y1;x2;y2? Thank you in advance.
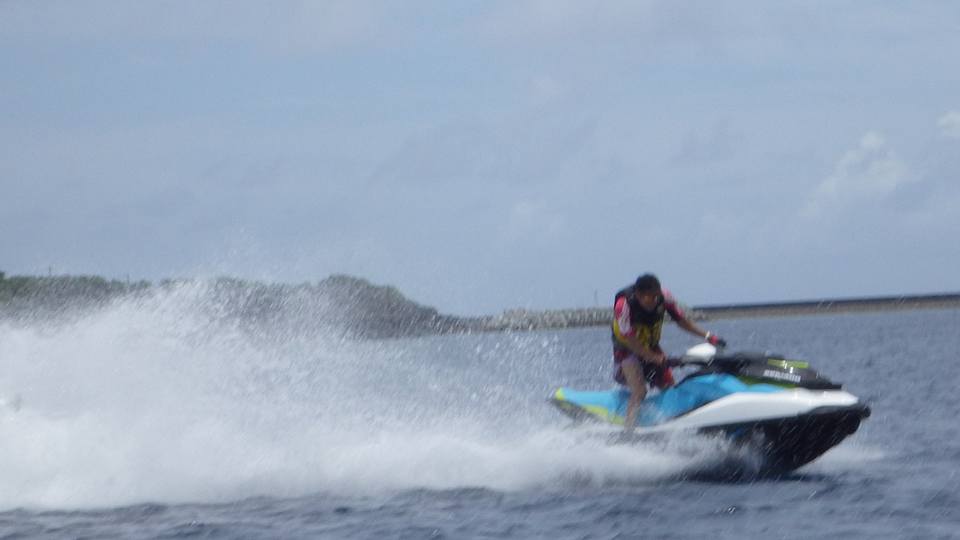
462;293;960;332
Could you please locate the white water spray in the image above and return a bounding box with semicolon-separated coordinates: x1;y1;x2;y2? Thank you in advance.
0;283;717;510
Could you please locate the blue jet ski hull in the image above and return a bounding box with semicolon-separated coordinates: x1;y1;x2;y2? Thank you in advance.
552;374;783;427
551;373;870;473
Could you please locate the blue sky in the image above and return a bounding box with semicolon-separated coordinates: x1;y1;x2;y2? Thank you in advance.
2;1;959;315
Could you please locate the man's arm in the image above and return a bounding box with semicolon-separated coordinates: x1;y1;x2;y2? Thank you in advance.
666;297;727;347
675;316;708;340
675;317;726;347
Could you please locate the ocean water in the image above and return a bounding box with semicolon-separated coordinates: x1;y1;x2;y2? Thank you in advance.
0;285;958;539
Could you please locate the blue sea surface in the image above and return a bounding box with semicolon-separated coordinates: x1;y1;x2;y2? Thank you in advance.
0;294;957;539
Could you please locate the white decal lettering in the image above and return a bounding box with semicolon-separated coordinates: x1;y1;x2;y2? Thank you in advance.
762;369;802;383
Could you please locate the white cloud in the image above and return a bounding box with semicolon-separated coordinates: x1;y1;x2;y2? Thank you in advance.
938;111;960;139
803;131;912;217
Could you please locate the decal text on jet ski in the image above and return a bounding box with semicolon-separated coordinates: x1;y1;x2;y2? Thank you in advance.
761;369;802;384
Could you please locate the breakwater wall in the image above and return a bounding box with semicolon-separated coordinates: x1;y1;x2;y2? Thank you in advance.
460;293;960;332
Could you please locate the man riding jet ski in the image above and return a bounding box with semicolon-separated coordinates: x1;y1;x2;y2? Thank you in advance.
551;274;870;472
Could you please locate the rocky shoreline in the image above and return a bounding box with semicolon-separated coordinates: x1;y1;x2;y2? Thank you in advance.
0;273;455;339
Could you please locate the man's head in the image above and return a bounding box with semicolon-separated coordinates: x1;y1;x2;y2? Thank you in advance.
633;273;662;311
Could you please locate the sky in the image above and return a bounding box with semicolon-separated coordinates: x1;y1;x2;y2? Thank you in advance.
2;1;959;316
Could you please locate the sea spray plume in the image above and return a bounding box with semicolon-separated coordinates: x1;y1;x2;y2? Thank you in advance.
160;274;455;341
0;281;704;510
0;280;394;508
0;272;461;340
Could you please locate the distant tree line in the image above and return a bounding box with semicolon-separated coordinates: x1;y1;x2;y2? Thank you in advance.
0;272;150;316
0;271;466;338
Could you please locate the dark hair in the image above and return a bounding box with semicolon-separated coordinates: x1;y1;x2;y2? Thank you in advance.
634;273;661;293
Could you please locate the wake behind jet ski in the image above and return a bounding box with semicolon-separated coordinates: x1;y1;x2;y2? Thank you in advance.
551;344;871;473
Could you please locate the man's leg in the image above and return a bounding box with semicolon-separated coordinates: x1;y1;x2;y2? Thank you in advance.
621;356;647;432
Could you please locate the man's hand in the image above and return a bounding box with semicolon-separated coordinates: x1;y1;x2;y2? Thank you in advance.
706;332;727;348
646;350;667;365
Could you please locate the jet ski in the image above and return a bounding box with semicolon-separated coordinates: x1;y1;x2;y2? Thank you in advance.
551;344;871;473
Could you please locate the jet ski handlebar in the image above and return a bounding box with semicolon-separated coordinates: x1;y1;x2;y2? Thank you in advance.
666;357;710;368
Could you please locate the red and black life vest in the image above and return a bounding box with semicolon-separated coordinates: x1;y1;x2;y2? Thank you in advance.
611;285;666;351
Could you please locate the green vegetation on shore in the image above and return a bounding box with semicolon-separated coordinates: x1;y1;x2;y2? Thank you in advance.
0;271;462;338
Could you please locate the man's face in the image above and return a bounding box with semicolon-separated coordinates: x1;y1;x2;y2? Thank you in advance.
634;290;661;312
